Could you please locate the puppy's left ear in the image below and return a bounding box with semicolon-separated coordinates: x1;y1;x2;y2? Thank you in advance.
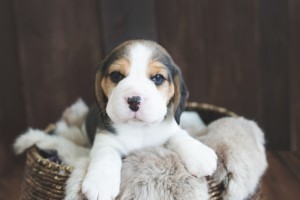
173;69;189;124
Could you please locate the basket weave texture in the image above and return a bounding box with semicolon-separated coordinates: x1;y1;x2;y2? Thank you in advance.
20;103;262;200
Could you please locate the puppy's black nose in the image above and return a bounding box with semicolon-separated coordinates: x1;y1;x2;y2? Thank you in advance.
127;96;141;112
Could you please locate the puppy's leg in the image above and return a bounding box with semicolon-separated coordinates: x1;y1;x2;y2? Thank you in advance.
82;134;123;200
65;157;89;200
166;129;217;177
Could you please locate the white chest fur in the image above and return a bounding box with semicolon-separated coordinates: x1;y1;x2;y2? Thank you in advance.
93;118;180;156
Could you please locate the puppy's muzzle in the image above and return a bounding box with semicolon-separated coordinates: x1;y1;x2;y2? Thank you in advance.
127;96;141;112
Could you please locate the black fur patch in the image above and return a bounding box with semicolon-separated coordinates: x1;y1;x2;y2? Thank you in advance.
100;41;131;77
85;104;116;144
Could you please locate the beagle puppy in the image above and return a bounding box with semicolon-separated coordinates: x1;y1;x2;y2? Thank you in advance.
79;40;217;200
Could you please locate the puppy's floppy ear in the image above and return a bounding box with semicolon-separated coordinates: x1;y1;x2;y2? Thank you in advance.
95;66;107;114
173;69;189;124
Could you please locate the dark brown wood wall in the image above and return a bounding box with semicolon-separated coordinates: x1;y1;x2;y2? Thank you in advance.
0;0;299;199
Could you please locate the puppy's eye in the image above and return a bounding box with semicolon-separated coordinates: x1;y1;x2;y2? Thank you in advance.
110;71;124;83
151;74;165;85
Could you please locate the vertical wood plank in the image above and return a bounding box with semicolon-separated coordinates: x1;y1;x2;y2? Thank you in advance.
202;0;263;124
288;0;300;150
0;0;26;199
14;0;103;128
156;0;208;100
156;0;263;131
259;0;290;149
100;0;157;54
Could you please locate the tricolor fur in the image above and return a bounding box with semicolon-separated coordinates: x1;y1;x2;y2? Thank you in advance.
76;40;218;200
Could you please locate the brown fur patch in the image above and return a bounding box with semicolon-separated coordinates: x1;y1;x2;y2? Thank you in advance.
148;61;174;103
147;61;169;78
167;83;175;102
95;70;105;111
101;78;114;97
108;58;130;76
173;75;181;113
101;58;130;97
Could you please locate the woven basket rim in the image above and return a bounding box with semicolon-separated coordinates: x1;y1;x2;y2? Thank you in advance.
28;146;73;173
186;102;238;117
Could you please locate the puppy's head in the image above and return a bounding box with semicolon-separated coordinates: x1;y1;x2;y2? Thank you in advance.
96;40;188;125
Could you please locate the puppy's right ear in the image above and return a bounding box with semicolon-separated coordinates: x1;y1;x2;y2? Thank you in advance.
95;66;107;114
95;41;128;114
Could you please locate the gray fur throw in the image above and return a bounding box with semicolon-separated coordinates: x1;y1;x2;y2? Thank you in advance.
118;147;209;200
116;117;267;200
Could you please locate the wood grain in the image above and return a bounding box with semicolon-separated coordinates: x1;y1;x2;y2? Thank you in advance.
0;0;26;199
288;0;300;150
156;0;208;100
259;0;290;150
13;0;103;128
156;0;263;130
100;0;157;54
262;152;300;199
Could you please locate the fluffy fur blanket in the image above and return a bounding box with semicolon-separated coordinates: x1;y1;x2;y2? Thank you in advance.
14;99;267;200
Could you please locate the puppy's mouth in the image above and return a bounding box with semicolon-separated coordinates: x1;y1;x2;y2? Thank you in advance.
126;112;145;123
125;117;146;126
124;112;163;126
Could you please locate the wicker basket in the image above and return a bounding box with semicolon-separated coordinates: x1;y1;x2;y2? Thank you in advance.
20;103;262;200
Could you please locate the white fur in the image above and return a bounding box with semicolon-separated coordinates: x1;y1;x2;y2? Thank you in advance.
14;128;89;166
82;139;122;200
106;44;167;125
14;129;47;155
62;98;89;127
65;157;89;200
58;98;90;147
81;118;217;199
81;42;217;199
166;129;217;177
14;99;91;166
56;120;90;147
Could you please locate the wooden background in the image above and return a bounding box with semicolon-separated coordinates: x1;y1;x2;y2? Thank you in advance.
0;0;299;199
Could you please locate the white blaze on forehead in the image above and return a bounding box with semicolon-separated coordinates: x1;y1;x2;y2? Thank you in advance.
106;41;169;124
128;43;153;77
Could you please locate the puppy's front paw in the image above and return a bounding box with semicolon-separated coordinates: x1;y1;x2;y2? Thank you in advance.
82;170;120;200
180;140;218;177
